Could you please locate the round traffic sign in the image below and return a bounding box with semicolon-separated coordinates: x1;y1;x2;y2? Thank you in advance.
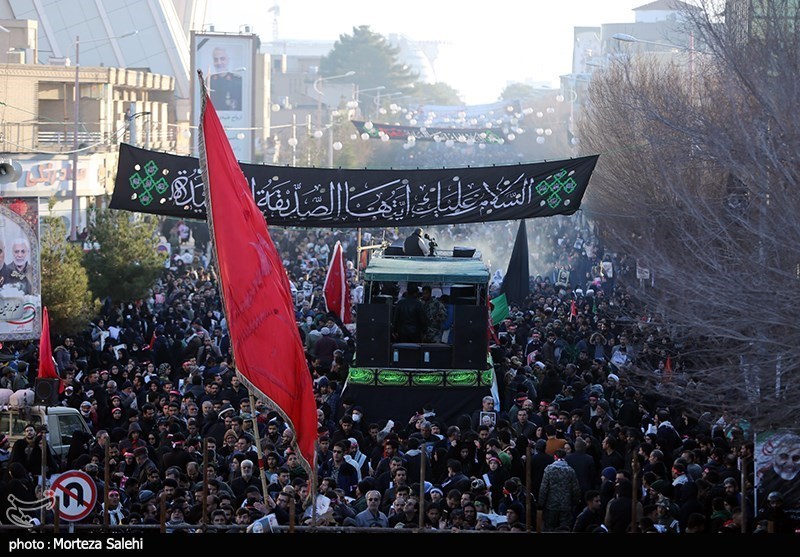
50;470;98;522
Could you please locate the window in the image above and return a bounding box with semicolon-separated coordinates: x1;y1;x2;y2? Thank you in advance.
58;414;88;446
0;412;42;437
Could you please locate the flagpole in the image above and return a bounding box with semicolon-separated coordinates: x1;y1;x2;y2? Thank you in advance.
418;450;426;529
201;437;208;527
311;465;318;527
356;228;362;281
103;442;110;528
248;392;271;502
40;427;47;527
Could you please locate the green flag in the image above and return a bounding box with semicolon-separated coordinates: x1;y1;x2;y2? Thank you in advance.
491;293;509;325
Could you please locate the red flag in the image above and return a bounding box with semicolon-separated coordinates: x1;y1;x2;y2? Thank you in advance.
198;84;317;474
38;307;63;392
664;355;673;383
570;300;577;322
323;241;352;325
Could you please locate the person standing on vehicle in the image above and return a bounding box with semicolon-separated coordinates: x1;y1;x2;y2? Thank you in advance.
9;425;58;477
393;283;427;343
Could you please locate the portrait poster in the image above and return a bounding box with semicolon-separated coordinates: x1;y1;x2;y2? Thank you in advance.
479;411;497;429
191;33;256;162
755;430;800;521
0;198;41;340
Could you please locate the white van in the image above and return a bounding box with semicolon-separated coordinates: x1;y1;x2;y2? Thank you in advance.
0;400;93;471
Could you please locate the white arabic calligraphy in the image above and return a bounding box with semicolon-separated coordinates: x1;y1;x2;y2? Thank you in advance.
165;163;583;223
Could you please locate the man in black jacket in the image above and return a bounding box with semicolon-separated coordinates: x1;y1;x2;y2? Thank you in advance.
392;284;426;343
403;228;427;256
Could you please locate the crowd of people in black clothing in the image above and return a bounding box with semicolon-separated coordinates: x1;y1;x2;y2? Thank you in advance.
0;216;796;534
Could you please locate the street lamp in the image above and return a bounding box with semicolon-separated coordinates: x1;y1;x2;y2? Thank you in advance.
612;33;692;51
312;71;354;166
374;92;404;116
612;32;696;97
127;110;152;148
313;70;355;127
312;70;356;96
354;85;386;103
71;30;138;241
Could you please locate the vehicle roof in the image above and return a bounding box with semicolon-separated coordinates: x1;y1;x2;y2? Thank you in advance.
364;254;489;285
1;405;79;414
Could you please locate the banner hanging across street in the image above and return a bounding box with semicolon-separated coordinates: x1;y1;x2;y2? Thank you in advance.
111;143;598;228
351;120;506;144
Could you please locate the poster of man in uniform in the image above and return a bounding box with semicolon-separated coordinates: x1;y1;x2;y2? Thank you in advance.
0;198;41;340
208;44;243;111
191;33;255;162
756;430;800;521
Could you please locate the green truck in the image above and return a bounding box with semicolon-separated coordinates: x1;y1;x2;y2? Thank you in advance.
343;246;498;427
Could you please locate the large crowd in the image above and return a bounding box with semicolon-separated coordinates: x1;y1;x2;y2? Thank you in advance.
0;214;794;535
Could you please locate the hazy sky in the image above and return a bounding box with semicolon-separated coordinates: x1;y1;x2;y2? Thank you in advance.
204;0;641;104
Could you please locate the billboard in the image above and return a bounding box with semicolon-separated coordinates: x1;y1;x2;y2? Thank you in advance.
191;33;257;162
0;198;41;340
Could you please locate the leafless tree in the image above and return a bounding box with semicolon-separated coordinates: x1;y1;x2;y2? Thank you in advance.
578;0;800;432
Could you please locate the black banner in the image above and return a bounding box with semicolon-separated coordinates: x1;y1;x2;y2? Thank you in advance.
110;143;598;228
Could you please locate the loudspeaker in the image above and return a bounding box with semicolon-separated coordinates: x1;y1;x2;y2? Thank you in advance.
355;303;392;367
420;343;452;369
384;243;404;256
450;285;476;305
33;378;60;406
453;246;476;258
452;306;488;369
391;343;421;368
0;159;21;183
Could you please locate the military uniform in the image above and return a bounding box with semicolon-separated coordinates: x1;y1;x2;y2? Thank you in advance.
210;72;243;111
422;296;447;343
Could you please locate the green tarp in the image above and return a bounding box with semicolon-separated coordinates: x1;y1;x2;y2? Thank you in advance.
363;255;489;285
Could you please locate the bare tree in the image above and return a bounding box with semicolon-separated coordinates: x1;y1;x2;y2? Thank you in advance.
579;0;800;431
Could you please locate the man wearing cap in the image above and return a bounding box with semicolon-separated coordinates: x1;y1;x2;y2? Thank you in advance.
313;326;338;374
118;380;137;409
132;445;158;486
0;363;28;391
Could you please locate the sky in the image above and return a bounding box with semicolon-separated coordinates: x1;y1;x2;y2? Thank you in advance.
204;0;642;105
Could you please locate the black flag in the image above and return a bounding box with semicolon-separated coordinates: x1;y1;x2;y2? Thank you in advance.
501;220;530;306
